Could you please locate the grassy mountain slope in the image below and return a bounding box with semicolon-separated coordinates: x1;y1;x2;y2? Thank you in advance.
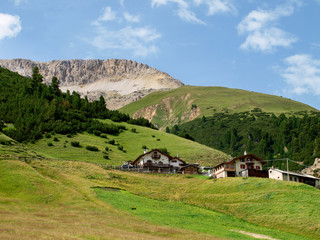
120;85;317;129
0;156;319;239
24;120;228;166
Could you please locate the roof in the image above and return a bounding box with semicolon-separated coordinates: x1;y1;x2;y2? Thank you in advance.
232;153;263;162
214;153;266;169
170;157;186;164
133;149;173;165
270;168;320;180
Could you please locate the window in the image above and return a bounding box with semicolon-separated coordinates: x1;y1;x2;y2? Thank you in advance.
158;161;163;165
230;165;234;168
240;159;245;162
256;166;261;170
225;164;228;168
240;164;245;169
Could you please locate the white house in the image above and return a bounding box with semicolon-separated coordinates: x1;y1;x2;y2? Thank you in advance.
132;149;186;173
268;167;320;188
214;154;267;178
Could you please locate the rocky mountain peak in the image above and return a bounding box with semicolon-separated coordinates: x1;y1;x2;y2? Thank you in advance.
0;58;183;109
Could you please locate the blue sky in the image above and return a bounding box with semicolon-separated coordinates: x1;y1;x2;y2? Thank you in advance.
1;0;320;110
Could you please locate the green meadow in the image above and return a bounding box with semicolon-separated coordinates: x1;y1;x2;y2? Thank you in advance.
25;119;228;166
120;85;316;128
1;156;319;239
1;124;320;239
95;188;312;240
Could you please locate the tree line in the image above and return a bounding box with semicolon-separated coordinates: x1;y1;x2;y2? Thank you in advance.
168;108;320;170
0;66;155;142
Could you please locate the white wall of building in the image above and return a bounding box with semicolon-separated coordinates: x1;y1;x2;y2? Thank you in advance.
268;169;284;181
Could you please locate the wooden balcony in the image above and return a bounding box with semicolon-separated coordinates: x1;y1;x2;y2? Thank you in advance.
143;162;170;168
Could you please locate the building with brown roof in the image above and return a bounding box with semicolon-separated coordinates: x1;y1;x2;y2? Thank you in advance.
213;154;267;178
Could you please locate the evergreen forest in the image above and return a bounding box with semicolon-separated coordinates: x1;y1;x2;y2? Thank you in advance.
0;66;154;142
169;108;320;169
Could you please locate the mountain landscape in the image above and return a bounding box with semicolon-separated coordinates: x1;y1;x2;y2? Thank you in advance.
1;60;320;240
0;59;183;109
120;85;317;129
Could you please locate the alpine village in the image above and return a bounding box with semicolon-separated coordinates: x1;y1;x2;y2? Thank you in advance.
1;2;320;238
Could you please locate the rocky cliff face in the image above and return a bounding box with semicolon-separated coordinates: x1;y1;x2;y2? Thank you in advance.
0;59;183;109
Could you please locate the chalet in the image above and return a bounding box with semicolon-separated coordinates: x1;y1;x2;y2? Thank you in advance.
132;149;186;173
268;168;320;188
177;164;200;175
213;154;267;178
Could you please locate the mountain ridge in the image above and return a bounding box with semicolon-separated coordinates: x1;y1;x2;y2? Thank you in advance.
0;58;183;109
120;85;317;129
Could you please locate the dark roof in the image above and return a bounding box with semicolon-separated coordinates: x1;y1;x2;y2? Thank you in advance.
214;154;266;169
232;154;264;162
179;164;199;169
133;149;173;165
170;157;186;164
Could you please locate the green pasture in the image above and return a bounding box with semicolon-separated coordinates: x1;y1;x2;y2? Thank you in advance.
25;120;228;166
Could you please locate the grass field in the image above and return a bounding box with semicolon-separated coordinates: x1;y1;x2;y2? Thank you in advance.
120;85;317;129
1;158;319;239
95;188;311;240
24;120;228;166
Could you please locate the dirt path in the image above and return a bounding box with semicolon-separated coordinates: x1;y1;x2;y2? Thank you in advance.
231;230;279;240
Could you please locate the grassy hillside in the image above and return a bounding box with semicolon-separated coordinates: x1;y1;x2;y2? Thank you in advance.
120;85;317;129
0;157;319;239
24;120;228;166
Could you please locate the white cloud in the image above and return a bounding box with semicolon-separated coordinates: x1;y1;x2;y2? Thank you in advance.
177;6;205;24
0;13;22;40
194;0;236;15
92;7;116;25
12;0;27;6
281;55;320;95
91;26;161;57
240;27;296;52
238;3;298;52
123;12;140;23
151;0;205;24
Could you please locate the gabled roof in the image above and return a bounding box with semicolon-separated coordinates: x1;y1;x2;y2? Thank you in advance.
170;157;186;164
133;149;173;165
232;153;264;162
214;153;265;169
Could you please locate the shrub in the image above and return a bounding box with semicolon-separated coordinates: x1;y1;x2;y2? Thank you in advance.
100;134;108;139
118;145;123;151
108;139;115;145
67;134;72;138
152;135;155;138
142;145;147;149
71;141;80;147
45;133;51;138
0;140;11;145
103;155;109;159
47;142;53;146
86;145;99;151
53;137;59;142
93;130;101;136
156;138;160;141
105;146;109;151
131;128;137;133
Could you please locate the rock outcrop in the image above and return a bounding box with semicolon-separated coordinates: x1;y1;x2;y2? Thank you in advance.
302;158;320;177
0;59;183;109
